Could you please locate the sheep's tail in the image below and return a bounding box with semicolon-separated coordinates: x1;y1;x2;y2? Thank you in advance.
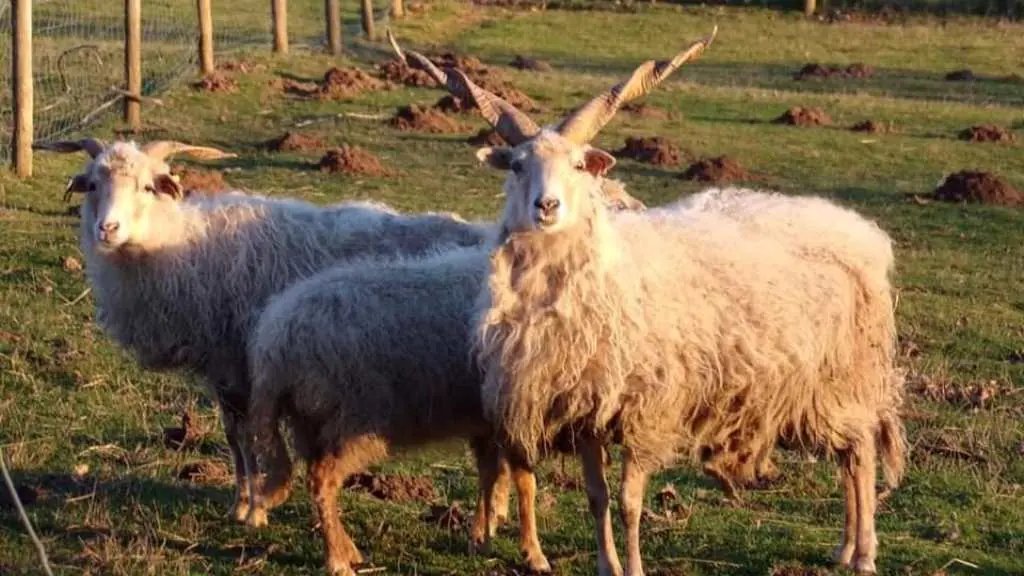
877;369;908;492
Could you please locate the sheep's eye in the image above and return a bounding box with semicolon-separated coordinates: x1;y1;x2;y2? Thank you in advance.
144;184;157;194
574;161;586;171
510;160;523;174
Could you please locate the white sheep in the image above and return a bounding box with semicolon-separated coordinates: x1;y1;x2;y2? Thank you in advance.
245;245;553;575
469;31;907;576
35;138;495;527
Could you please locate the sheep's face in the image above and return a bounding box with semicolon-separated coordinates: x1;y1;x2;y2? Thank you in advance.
477;130;616;234
73;144;184;255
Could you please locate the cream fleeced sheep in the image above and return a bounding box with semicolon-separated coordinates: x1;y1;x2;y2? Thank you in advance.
474;132;906;575
39;138;494;526
245;245;552;575
466;29;904;575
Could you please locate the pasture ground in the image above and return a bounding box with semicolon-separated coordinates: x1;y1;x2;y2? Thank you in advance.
1;1;1022;574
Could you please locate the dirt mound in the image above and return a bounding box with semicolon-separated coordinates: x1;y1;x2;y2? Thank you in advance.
317;145;388;177
613;136;683;166
170;164;230;194
264;131;326;152
319;66;387;99
376;59;437;87
945;68;976;82
177;460;231;484
958;125;1015;143
484;81;539;112
389;104;465;133
679;156;751;183
621;102;669;119
344;472;436;502
931;170;1021;206
509;55;552;72
794;62;874;80
851;120;892;133
773;106;832;127
276;67;387;100
193;71;238;93
432;52;492;78
467;128;507;146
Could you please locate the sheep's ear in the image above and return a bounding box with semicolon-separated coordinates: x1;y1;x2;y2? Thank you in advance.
152;173;185;200
583;148;616;177
63;174;90;203
475;147;514;171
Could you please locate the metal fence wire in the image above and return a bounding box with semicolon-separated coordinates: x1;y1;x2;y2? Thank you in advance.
0;0;346;164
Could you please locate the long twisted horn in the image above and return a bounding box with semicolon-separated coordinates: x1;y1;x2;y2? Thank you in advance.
556;26;717;145
32;138;107;159
386;28;540;145
142;141;237;162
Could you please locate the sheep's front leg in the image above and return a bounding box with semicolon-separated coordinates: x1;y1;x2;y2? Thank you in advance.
620;449;649;576
468;436;506;554
580;437;623;576
511;463;551;573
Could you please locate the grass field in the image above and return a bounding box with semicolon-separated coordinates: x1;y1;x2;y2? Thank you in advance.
1;1;1023;574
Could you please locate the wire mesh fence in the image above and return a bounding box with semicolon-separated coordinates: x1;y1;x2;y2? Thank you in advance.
0;0;390;165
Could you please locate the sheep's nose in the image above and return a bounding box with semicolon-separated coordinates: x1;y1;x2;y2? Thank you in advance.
100;221;120;232
534;197;560;212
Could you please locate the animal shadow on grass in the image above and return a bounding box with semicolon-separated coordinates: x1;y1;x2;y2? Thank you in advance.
0;472;310;568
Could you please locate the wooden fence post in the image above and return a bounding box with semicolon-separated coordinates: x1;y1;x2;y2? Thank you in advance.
197;0;214;74
124;0;142;130
391;0;405;19
272;0;288;53
360;0;375;40
12;0;33;177
804;0;816;16
326;0;341;55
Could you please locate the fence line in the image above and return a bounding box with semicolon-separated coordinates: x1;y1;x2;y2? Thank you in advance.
2;0;1020;172
1;0;393;171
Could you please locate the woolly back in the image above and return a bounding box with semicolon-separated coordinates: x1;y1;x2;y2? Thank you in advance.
85;192;491;375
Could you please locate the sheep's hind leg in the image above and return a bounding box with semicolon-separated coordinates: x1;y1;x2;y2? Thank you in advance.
511;463;551;573
219;402;254;524
580;437;623;576
852;437;879;574
831;450;858;568
620;448;649;576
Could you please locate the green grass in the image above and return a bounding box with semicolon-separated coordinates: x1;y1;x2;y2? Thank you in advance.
2;2;1023;574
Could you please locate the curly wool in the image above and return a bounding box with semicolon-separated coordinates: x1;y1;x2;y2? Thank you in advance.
247;245;493;465
81;168;491;400
475;185;905;483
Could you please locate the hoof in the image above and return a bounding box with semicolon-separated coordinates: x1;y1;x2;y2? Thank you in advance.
229;501;251;524
327;562;357;576
526;553;552;574
831;544;855;567
244;507;268;528
853;555;877;574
